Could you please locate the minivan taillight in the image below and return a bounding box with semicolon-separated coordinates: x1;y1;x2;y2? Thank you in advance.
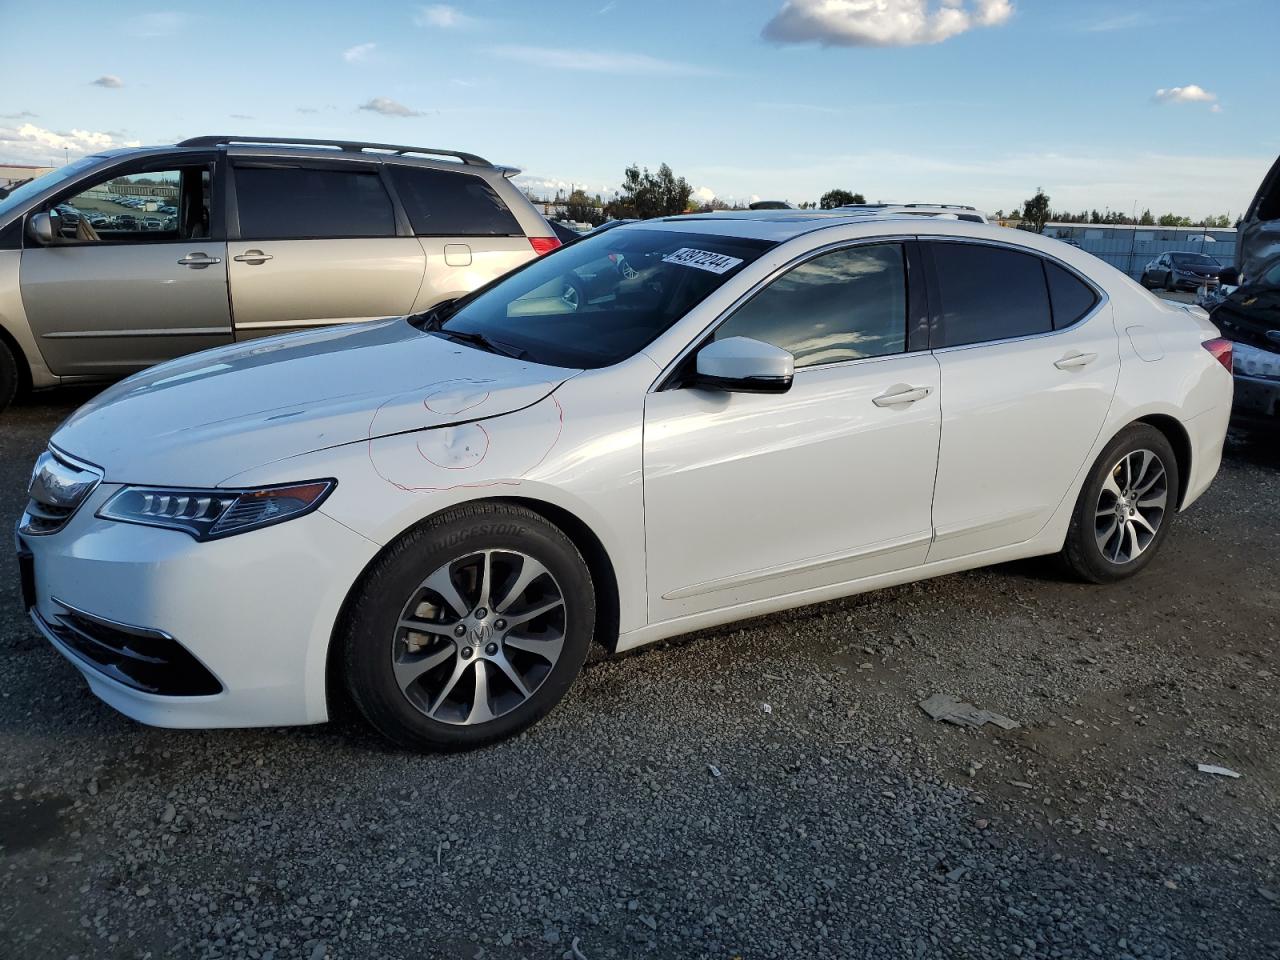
1202;338;1233;373
529;236;561;256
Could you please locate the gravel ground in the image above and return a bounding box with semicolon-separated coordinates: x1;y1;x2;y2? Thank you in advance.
2;386;1279;960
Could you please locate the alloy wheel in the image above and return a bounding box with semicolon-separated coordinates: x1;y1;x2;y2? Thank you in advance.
391;550;566;725
1094;448;1168;564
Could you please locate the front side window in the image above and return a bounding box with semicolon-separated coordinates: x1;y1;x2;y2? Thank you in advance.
234;165;395;240
430;228;773;369
48;166;211;243
714;243;907;366
931;242;1052;347
388;165;520;236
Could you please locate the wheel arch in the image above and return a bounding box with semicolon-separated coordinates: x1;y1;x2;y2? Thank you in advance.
1133;413;1193;509
324;494;622;718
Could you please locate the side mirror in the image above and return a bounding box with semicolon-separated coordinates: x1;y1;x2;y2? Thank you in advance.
1218;266;1240;286
693;336;794;394
27;211;55;246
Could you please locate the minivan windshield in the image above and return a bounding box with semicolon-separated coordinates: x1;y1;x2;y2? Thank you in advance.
0;156;100;220
428;228;775;369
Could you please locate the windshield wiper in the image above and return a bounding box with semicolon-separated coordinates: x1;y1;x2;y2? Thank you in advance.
432;329;529;360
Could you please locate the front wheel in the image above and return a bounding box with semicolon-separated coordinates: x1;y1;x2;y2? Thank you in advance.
342;504;595;750
1163;271;1177;292
1061;424;1180;583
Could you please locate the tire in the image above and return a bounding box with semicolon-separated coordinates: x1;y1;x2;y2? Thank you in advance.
0;338;19;413
1163;271;1176;292
342;503;595;751
1061;424;1180;584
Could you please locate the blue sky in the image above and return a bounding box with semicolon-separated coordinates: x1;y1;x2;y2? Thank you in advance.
2;0;1277;218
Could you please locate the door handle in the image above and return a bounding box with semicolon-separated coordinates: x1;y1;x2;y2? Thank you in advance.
233;250;274;264
177;253;221;268
872;385;932;407
1054;351;1098;370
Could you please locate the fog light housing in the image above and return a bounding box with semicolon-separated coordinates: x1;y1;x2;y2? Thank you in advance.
98;480;335;541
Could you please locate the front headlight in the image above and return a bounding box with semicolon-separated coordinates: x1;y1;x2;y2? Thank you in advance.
97;480;335;540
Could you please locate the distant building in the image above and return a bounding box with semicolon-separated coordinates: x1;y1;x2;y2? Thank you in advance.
0;163;54;189
1015;222;1237;279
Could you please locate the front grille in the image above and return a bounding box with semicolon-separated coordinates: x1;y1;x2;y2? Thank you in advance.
20;448;104;537
36;600;222;696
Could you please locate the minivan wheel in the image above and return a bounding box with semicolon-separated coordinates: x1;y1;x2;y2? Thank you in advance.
0;338;19;412
342;504;595;750
1164;271;1176;292
1061;424;1180;584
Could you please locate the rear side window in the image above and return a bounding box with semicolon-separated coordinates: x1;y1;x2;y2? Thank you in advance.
1045;261;1098;329
930;243;1051;347
234;166;395;239
388;166;521;236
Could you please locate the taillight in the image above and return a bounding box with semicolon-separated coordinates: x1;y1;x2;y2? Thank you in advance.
529;236;561;256
1202;337;1233;373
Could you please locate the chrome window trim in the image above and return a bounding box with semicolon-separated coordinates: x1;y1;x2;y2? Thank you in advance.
923;235;1110;354
650;234;918;392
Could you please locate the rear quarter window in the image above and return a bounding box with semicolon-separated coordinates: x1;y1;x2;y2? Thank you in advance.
388;166;522;237
1044;261;1099;329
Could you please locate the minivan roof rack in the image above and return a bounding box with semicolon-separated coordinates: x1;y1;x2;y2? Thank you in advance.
175;136;491;166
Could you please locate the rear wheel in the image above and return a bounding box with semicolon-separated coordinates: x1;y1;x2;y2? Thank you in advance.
1062;424;1180;583
0;338;19;413
342;504;595;750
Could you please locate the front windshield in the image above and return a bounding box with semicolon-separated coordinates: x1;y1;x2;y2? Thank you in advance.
1172;253;1218;266
432;228;775;369
0;156;101;219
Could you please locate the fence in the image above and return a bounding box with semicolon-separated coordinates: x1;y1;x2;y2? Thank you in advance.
1037;223;1236;279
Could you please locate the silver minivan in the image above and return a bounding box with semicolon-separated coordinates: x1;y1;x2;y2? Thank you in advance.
0;136;562;410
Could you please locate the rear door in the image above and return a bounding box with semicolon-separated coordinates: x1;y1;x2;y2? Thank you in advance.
19;156;232;375
384;163;536;311
226;159;425;338
924;240;1118;562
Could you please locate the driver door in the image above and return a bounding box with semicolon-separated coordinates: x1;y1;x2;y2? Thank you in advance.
642;241;941;622
19;157;233;376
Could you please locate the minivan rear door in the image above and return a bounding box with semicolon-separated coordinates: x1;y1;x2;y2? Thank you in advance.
225;158;426;338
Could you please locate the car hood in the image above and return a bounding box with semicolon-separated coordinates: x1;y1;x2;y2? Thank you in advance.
52;318;579;486
1211;285;1280;353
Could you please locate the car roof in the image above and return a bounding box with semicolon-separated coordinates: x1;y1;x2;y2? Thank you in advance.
615;210;1008;243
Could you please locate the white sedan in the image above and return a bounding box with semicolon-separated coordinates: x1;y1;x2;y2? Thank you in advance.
17;212;1233;749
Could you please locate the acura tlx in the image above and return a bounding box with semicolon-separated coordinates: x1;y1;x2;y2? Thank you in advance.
17;210;1233;750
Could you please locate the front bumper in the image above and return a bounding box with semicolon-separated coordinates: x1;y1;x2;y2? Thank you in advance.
17;483;380;728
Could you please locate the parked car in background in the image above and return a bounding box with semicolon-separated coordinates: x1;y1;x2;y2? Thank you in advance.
1140;251;1222;291
1208;259;1280;428
0;135;562;410
17;210;1232;750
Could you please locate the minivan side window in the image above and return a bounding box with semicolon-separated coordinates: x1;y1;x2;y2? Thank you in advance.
930;242;1052;347
1044;261;1098;329
388;166;521;236
234;166;395;240
714;243;907;367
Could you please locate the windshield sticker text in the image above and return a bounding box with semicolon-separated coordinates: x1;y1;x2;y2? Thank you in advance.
661;248;744;275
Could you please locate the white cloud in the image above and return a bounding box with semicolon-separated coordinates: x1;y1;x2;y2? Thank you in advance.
343;42;376;63
1085;11;1144;32
91;75;124;89
415;4;472;28
0;123;141;165
1;110;37;120
1153;84;1218;105
490;45;717;76
359;97;423;117
692;186;717;203
127;11;186;38
1210;103;1222;114
763;0;1014;47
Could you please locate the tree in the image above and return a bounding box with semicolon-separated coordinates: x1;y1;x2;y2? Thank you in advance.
1022;187;1051;234
605;162;692;220
1138;209;1155;226
819;189;863;209
564;189;604;226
